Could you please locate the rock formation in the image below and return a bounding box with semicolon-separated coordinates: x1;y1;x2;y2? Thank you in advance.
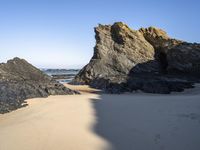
72;22;200;93
0;57;78;113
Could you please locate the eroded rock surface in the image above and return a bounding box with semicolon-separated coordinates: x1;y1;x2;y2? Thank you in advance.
72;22;200;93
0;57;78;113
73;22;155;84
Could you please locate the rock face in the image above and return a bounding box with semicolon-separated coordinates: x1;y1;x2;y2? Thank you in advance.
73;22;155;84
72;22;200;93
167;43;200;74
0;57;78;113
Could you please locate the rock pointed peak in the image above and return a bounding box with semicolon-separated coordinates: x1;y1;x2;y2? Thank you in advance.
139;26;169;40
112;22;135;32
6;57;27;64
12;57;21;61
96;22;134;32
112;22;128;28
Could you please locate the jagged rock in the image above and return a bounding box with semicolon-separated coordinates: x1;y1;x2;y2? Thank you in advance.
72;22;155;85
139;27;182;52
0;57;79;113
72;22;200;93
167;42;200;74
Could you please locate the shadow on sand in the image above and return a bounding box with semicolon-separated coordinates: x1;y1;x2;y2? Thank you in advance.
91;94;200;150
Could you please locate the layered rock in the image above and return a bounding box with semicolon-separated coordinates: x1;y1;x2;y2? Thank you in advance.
72;22;155;85
167;43;200;74
0;57;78;113
72;22;200;93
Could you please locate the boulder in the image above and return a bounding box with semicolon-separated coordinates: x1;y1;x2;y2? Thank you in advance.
0;57;79;113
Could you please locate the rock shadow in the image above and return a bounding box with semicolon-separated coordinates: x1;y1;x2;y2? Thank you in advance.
99;47;200;94
91;94;200;150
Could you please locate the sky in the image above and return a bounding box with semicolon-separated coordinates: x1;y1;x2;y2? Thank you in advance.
0;0;199;68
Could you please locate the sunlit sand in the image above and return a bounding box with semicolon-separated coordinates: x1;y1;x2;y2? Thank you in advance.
0;84;200;150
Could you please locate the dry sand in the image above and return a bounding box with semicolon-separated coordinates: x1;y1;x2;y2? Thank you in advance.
0;94;110;150
64;83;101;94
0;84;200;150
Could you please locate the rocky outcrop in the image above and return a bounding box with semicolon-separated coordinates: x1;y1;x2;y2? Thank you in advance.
139;27;182;51
0;57;79;113
167;43;200;74
72;22;155;84
72;22;200;93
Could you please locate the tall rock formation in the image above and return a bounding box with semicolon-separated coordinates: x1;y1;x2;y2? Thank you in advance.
0;57;78;113
72;22;200;93
73;22;155;84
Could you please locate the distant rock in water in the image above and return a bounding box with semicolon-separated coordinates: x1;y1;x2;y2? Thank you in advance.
0;57;79;113
72;22;200;93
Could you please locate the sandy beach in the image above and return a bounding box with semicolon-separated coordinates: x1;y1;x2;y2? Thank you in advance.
1;1;199;150
0;85;200;150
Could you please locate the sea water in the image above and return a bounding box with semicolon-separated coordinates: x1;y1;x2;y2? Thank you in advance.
42;69;79;83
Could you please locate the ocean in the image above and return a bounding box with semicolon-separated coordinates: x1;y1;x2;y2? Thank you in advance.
42;69;80;83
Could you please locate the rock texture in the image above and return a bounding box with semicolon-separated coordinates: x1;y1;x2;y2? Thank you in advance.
167;43;200;74
72;22;200;93
72;22;155;84
0;57;78;113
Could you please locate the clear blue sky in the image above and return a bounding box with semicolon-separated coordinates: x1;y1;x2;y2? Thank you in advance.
0;0;199;68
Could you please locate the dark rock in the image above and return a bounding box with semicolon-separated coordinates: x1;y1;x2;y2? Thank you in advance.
167;43;200;74
72;22;155;85
72;22;200;94
0;57;79;113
